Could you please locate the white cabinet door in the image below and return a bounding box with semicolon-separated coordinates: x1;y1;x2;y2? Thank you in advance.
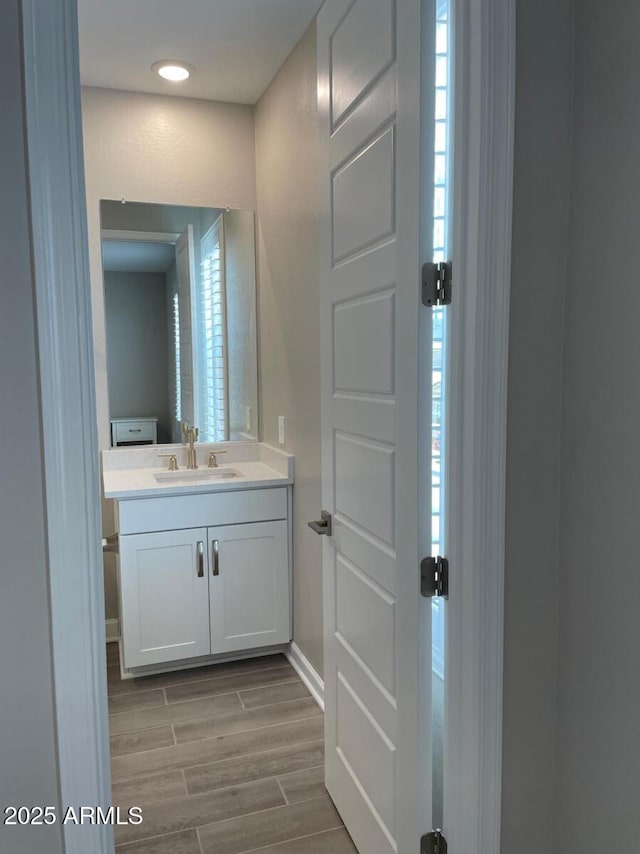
208;521;289;654
119;527;211;668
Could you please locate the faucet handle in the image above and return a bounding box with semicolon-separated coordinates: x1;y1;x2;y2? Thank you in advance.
208;450;227;468
159;453;179;471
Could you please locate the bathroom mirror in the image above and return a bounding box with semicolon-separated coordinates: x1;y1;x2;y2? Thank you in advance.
100;199;258;447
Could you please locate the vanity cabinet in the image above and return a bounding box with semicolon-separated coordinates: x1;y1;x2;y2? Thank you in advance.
116;487;291;670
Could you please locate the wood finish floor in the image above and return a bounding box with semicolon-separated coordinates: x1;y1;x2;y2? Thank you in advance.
106;644;357;853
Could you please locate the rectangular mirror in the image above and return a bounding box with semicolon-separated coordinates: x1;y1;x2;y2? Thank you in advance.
100;200;258;447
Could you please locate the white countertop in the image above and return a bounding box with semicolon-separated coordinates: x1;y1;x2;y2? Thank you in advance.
102;442;294;500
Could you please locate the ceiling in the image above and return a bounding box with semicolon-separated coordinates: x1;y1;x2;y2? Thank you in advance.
77;0;324;105
102;240;176;274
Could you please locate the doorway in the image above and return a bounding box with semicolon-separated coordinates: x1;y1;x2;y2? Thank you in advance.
20;0;514;852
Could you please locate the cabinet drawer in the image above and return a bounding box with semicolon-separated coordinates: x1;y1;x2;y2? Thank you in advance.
118;487;288;534
114;420;156;445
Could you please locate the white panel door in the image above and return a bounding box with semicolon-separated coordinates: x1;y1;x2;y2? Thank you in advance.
119;527;211;668
317;1;431;852
209;521;290;654
175;225;197;426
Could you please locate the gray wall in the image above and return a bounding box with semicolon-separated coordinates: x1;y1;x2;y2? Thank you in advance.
501;1;574;850
554;2;640;850
105;270;171;442
0;3;64;851
255;22;324;676
507;2;640;849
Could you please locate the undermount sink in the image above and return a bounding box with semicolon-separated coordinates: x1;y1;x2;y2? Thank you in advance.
154;467;242;483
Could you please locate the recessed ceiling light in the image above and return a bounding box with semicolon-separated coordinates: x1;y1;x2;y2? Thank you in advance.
152;60;193;82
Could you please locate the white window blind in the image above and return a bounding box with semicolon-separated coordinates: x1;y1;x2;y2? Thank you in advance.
197;217;228;442
172;290;182;425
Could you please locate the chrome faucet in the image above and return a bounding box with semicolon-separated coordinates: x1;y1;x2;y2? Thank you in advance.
182;422;199;469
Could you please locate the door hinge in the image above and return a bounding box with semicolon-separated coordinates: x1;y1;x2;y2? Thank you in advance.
421;556;449;598
422;261;452;307
421;830;448;854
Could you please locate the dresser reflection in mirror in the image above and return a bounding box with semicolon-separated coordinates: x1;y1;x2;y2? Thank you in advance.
101;200;258;447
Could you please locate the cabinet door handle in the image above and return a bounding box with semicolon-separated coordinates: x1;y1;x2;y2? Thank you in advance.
212;539;220;576
197;540;204;578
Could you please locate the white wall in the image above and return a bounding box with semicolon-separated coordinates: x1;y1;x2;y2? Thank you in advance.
82;86;257;451
0;3;64;851
554;2;640;849
501;1;574;849
255;22;324;676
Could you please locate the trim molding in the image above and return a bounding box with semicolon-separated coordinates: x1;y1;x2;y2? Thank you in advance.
285;643;325;711
21;2;114;852
101;229;180;244
444;0;515;851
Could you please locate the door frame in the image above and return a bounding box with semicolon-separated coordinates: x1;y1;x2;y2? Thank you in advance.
21;1;514;853
21;2;113;853
444;0;514;850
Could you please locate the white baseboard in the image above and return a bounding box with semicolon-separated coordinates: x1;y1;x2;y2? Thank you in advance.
105;618;120;642
285;642;324;711
105;631;325;709
119;645;287;680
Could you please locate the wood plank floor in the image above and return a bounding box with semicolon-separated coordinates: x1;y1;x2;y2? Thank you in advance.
106;644;357;853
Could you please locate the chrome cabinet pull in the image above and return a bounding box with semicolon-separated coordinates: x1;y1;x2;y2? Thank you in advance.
212;539;220;576
197;540;204;578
